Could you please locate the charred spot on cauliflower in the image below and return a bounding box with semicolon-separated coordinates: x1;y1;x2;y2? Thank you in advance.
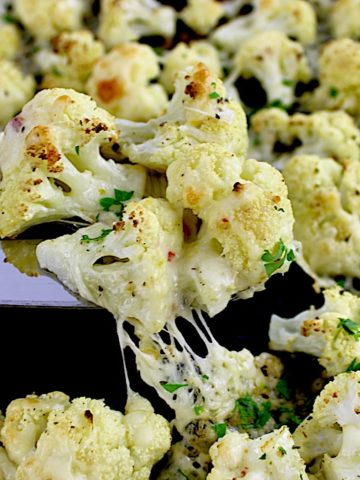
86;42;168;122
0;88;146;238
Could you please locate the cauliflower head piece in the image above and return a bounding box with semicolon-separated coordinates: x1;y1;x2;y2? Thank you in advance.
0;60;35;129
1;392;171;480
0;23;21;61
36;197;182;333
302;38;360;119
35;30;105;92
283;154;360;279
98;0;176;48
208;426;309;480
233;31;311;108
179;0;224;35
190;159;295;302
211;0;316;53
160;41;222;94
269;287;360;376
14;0;87;41
293;372;360;478
118;63;248;171
86;43;168;122
330;0;360;40
250;108;360;169
0;88;146;238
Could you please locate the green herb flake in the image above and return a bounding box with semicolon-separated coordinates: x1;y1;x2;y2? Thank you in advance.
329;87;338;98
209;91;221;100
177;469;189;479
261;239;295;277
201;374;209;381
335;277;346;288
80;228;112;244
152;46;164;56
346;358;360;372
2;12;14;23
194;405;204;416
51;66;62;77
212;423;227;438
235;395;271;430
275;378;292;400
75;145;80;155
282;79;293;87
253;135;261;147
161;382;188;393
268;99;289;111
278;446;287;456
99;189;134;219
336;317;360;340
259;453;267;460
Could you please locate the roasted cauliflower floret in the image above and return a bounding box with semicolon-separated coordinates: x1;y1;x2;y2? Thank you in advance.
179;0;224;35
1;392;171;480
35;30;105;92
0;88;146;238
330;0;360;39
0;60;35;129
208;426;308;480
166;144;243;215
0;391;70;465
118;63;248;171
197;159;295;298
283;154;360;279
160;41;222;94
270;287;360;377
0;23;20;61
211;0;316;53
250;108;360;169
36;198;182;333
86;43;168;122
293;372;360;478
98;0;176;48
124;395;172;479
233;31;311;108
302;38;360;119
14;0;86;41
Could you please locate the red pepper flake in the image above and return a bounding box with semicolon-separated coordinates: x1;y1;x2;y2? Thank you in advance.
167;251;175;262
240;468;248;477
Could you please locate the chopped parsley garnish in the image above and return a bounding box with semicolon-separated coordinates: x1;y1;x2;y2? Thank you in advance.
261;239;295;277
201;374;209;381
259;453;267;460
335;277;346;288
209;91;221;100
2;12;14;23
277;405;302;428
177;469;189;479
253;135;261;146
212;423;227;438
275;378;292;400
329;87;338;98
278;446;287;456
152;46;164;56
235;395;271;430
99;189;134;219
51;66;62;77
282;79;293;87
75;145;80;155
161;382;188;393
346;358;360;372
336;317;360;340
194;405;204;416
81;228;112;244
268;99;289;111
